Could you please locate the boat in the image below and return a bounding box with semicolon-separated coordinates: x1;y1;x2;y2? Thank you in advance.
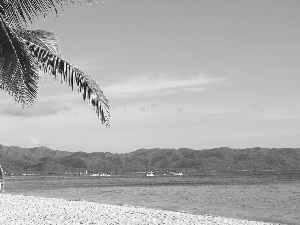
146;171;155;177
173;172;183;176
90;173;111;177
90;173;100;176
99;173;110;177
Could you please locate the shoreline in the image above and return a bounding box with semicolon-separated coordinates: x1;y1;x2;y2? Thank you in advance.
0;194;282;225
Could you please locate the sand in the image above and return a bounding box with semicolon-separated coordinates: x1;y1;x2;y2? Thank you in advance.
0;194;281;225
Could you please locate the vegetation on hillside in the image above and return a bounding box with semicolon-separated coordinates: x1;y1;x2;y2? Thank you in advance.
0;145;300;174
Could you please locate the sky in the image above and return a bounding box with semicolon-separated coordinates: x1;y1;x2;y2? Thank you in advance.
1;0;300;153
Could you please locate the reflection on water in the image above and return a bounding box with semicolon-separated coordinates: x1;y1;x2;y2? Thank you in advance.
4;172;300;225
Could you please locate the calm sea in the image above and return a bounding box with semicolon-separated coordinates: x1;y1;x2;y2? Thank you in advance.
4;171;300;225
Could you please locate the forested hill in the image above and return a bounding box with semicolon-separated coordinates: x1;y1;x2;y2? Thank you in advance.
0;144;300;174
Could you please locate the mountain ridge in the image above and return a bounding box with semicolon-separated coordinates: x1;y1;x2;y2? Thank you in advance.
0;144;300;174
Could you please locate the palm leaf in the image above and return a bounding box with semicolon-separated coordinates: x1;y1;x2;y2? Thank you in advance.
0;16;39;106
21;38;111;127
13;28;61;55
0;0;98;28
0;1;110;126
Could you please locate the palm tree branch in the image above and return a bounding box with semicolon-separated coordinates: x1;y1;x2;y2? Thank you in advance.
0;17;39;106
13;28;61;55
0;0;99;27
21;38;111;127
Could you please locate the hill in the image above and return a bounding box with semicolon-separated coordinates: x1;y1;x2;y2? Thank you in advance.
0;145;300;174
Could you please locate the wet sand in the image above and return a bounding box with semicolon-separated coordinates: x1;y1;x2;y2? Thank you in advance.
0;194;282;225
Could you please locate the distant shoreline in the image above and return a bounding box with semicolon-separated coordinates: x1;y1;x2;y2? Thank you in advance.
1;145;300;175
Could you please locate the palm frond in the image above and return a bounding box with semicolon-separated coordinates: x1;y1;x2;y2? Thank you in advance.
0;4;5;16
0;17;39;106
0;0;98;28
13;28;61;55
21;38;111;127
30;30;61;55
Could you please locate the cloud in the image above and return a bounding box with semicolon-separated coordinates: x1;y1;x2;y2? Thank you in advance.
28;137;41;147
255;114;300;120
139;103;158;112
0;100;70;117
0;140;9;146
176;107;185;113
105;73;224;98
253;100;267;113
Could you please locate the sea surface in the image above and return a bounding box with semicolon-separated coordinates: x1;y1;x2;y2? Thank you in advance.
4;171;300;225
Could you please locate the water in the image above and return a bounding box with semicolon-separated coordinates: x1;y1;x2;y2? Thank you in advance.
4;172;300;225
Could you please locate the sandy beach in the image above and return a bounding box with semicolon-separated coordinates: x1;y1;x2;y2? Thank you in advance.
0;194;282;225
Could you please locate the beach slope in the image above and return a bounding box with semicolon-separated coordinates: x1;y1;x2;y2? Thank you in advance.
0;194;280;225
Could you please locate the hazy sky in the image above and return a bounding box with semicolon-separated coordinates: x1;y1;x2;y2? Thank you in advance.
1;0;300;153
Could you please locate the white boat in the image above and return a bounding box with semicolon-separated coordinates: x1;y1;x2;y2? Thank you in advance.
173;172;183;176
146;171;155;177
90;173;100;176
99;173;109;177
90;173;111;177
